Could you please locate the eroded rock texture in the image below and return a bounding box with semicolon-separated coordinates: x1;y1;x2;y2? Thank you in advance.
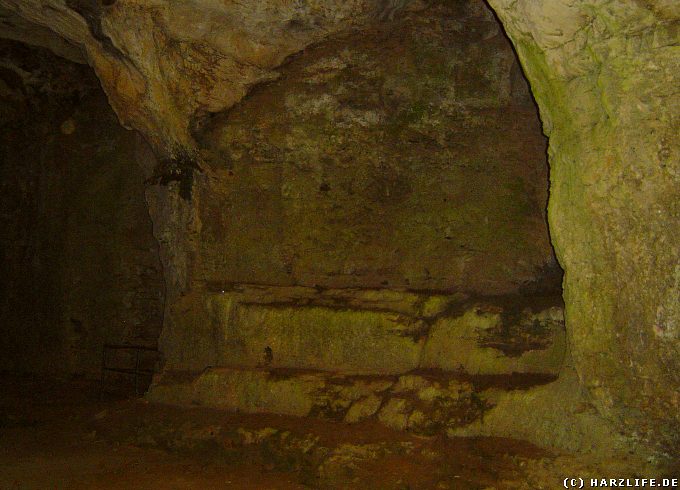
1;0;677;456
0;40;163;375
194;2;553;293
145;3;562;386
0;0;418;152
487;0;680;452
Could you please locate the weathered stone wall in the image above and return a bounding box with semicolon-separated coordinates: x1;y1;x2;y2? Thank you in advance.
192;2;554;294
146;2;560;377
0;0;425;152
0;40;164;376
4;0;676;457
0;2;559;382
486;0;680;453
157;286;565;375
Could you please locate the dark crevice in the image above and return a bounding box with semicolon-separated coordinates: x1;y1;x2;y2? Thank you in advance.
65;0;124;58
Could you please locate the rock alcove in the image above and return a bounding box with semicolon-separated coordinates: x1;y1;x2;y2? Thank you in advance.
0;0;678;484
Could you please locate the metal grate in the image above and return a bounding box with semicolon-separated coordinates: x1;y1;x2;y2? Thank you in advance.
100;343;159;398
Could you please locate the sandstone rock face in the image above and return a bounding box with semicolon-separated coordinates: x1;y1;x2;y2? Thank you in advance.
148;366;630;453
157;286;565;377
0;40;163;375
486;0;680;451
194;2;554;293
144;3;560;390
0;0;404;152
2;0;677;455
0;1;558;370
149;369;488;432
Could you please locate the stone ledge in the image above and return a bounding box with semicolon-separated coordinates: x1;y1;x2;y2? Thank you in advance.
148;367;555;436
148;366;635;455
160;287;566;376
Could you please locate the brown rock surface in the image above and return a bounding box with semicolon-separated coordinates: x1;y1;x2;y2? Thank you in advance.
487;0;680;451
1;0;677;456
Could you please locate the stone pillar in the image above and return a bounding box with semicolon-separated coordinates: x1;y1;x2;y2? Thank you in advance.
487;0;679;451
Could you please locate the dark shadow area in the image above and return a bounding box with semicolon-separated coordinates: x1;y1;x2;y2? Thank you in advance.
0;39;164;380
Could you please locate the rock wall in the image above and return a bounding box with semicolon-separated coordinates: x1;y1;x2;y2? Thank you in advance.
0;0;418;151
0;0;564;429
0;40;164;376
148;2;560;379
486;0;680;453
193;3;554;294
2;0;677;456
158;286;565;375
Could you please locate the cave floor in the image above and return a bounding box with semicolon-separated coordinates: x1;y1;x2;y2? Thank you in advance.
0;374;652;489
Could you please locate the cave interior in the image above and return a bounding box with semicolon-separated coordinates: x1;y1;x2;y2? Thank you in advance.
0;0;678;488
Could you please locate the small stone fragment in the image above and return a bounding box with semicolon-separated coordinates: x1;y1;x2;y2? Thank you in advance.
345;394;383;423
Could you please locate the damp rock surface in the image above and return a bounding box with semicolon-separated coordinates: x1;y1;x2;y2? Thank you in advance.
157;287;566;377
1;0;677;459
4;374;665;490
193;2;553;294
487;0;680;452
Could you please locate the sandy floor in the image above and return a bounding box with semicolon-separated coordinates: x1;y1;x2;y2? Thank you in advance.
0;374;673;489
1;375;309;489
